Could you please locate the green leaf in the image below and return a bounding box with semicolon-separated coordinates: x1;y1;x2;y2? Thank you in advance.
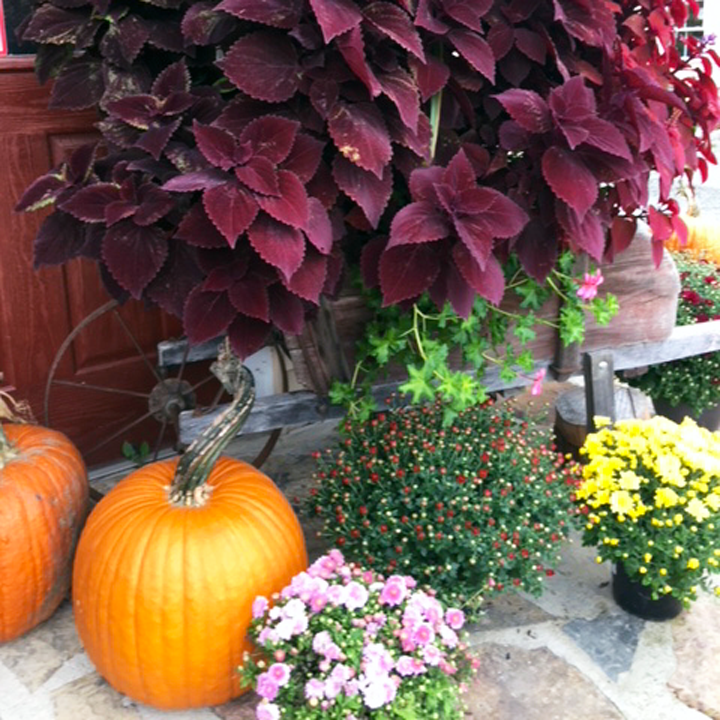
515;280;551;310
516;349;535;372
328;380;355;406
513;312;537;345
499;364;517;383
400;364;436;404
560;304;586;345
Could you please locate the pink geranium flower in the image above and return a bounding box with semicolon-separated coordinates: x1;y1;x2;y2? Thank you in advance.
576;269;604;301
531;368;546;396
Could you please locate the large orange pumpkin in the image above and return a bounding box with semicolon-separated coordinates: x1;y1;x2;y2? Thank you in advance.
0;422;88;642
72;360;307;710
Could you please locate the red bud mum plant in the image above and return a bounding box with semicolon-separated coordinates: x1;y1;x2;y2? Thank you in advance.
16;1;720;367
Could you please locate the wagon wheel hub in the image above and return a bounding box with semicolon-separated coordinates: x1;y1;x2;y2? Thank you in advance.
148;378;196;423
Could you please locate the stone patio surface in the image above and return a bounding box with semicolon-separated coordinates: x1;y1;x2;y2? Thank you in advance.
2;416;719;720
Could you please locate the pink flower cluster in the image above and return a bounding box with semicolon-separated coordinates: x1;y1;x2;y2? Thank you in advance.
250;551;473;718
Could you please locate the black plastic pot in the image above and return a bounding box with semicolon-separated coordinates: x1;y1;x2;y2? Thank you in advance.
612;563;683;621
652;398;720;432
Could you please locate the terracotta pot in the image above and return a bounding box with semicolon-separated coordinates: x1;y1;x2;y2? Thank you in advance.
612;563;683;621
652;398;720;432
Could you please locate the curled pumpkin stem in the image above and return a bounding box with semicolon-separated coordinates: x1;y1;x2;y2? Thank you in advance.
0;391;35;455
169;339;255;506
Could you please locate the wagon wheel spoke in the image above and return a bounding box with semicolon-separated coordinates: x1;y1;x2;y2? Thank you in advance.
51;380;151;400
111;309;164;384
83;408;158;458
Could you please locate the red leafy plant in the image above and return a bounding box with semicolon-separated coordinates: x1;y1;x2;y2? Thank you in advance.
16;0;720;360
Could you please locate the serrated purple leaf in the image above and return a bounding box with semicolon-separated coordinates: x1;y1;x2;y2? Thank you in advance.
408;166;444;202
336;25;382;98
134;183;175;225
145;20;185;52
146;244;203;318
449;29;495;83
59;183;120;222
452;215;494;269
152;60;190;98
235;157;281;196
309;0;362;43
387;200;450;248
542;146;597;218
514;28;546;63
227;314;272;360
182;2;235;44
193;121;237;170
240;116;300;163
106;95;159;129
116;15;150;64
380;67;420;132
162;169;229;192
494;89;551;134
203;182;259;247
215;0;302;29
228;278;271;320
452;243;504;305
304;197;333;254
256;170;309;228
360;236;385;289
15;172;67;212
283;134;324;183
333;156;392;230
388;112;432;160
380;243;440;305
408;55;450;103
269;284;305;334
102;221;169;298
431;261;475;319
442;149;476;192
105;200;137;226
219;31;300;102
249;214;305;279
515;218;557;282
443;0;491;32
22;5;90;44
33;212;87;267
487;19;515;59
184;287;237;343
457;187;529;238
415;0;449;34
50;58;104;110
328;102;392;179
175;203;228;248
581;118;632;161
203;266;236;292
556;201;605;261
284;250;327;303
364;2;425;62
135;118;182;160
309;79;341;119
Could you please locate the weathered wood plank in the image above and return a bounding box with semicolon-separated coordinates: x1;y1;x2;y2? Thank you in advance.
157;337;223;367
583;351;616;431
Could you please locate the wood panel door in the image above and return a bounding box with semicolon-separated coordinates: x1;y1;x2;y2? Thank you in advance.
0;58;185;465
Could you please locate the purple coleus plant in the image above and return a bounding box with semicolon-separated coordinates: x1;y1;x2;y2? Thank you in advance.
16;0;720;360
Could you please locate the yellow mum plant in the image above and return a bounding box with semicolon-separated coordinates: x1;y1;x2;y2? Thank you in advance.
573;415;720;606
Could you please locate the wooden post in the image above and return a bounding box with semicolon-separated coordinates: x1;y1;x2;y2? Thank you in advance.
583;351;616;433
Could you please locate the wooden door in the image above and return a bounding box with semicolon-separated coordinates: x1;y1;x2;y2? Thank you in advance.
0;56;184;465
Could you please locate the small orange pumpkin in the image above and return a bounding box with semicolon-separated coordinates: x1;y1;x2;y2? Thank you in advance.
666;210;720;263
72;357;307;709
0;398;88;642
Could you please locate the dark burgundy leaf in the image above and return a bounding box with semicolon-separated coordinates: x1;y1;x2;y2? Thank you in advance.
99;264;130;304
113;15;150;64
203;266;236;292
452;243;505;305
389;113;431;160
268;284;305;334
34;44;74;86
336;26;382;98
548;75;596;121
235;157;281;196
100;66;152;111
515;219;557;282
102;221;169;298
581;118;632;161
430;262;475;318
323;249;344;297
442;149;476;192
556;202;605;261
494;89;551;134
514;28;546;64
415;0;449;34
152;60;190;97
162;169;229;192
248;214;305;279
306;162;339;209
449;29;495;83
360;235;386;289
183;287;237;343
388;200;450;248
33;212;87;267
59;183;120;222
542;146;598;218
68;142;97;182
22;5;90;44
193;121;237;170
379;243;440;305
498;48;532;86
135;118;182;160
459;188;529;238
256;170;309;228
50;58;104;110
363;2;425;62
203;183;259;247
408;166;444;202
309;79;341;119
219;32;300;102
215;0;302;29
182;2;235;44
408;55;450;103
282;134;324;183
453;215;494;269
442;0;491;32
106;95;159;128
227;314;272;360
333;156;392;229
175;204;228;247
15;172;67;212
134;184;175;225
105;200;136;226
145;20;185;52
487;20;515;60
284;251;328;303
228;278;271;320
380;68;420;132
648;206;674;243
304;197;333;254
328;102;392;179
240;116;300;164
146;244;204;317
606;216;637;262
309;0;362;43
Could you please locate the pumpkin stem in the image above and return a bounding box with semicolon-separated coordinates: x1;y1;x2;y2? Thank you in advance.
0;391;32;462
169;339;255;506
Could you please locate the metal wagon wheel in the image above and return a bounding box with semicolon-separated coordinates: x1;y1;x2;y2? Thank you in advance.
44;300;285;476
